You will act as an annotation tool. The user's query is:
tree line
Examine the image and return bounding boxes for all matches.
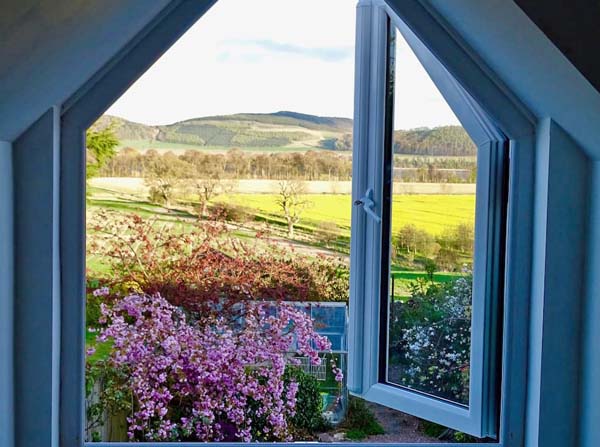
[99,148,476,182]
[328,126,476,157]
[100,148,352,181]
[393,126,476,156]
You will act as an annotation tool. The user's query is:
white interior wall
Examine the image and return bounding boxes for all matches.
[0,140,14,447]
[581,161,600,447]
[1,2,598,447]
[527,120,590,447]
[13,109,62,447]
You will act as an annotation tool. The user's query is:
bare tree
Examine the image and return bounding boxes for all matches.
[194,176,237,217]
[144,155,190,207]
[276,180,311,238]
[185,154,235,217]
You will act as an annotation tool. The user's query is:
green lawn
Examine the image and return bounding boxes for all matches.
[217,193,475,236]
[86,329,112,364]
[390,270,462,282]
[390,270,464,300]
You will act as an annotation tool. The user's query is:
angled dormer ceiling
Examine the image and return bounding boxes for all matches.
[1,0,598,148]
[515,0,600,94]
[0,0,173,141]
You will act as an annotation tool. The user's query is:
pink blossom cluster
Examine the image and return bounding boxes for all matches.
[96,293,335,442]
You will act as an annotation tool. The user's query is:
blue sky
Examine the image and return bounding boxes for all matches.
[106,0,459,130]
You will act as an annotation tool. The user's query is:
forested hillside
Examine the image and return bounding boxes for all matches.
[93,113,475,156]
[393,126,476,156]
[94,112,352,150]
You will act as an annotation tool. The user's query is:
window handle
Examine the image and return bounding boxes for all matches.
[354,188,381,223]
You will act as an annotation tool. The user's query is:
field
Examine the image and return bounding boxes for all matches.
[89,178,475,236]
[117,139,326,154]
[217,193,475,236]
[87,182,475,300]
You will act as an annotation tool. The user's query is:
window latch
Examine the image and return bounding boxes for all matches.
[354,188,381,223]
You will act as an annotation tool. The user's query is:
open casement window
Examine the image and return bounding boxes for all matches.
[349,3,508,439]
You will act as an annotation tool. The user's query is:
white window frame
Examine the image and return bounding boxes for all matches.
[55,1,537,446]
[349,4,506,437]
[348,0,535,444]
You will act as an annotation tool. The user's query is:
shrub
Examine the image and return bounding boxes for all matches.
[389,275,472,404]
[341,397,384,440]
[284,367,329,437]
[86,279,114,328]
[210,203,253,223]
[85,359,132,440]
[87,211,349,318]
[92,294,340,442]
[148,186,169,205]
[396,224,436,256]
[420,420,482,443]
[86,211,349,441]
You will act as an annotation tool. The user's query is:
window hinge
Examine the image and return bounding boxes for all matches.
[354,188,381,223]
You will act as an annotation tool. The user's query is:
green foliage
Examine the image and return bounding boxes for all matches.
[389,275,472,404]
[341,397,384,440]
[86,124,119,180]
[423,258,437,281]
[143,154,191,205]
[85,279,103,327]
[101,112,352,150]
[211,203,253,223]
[332,133,353,151]
[392,221,474,271]
[420,420,447,438]
[420,420,482,443]
[85,360,132,439]
[284,367,329,436]
[395,224,436,256]
[394,126,476,156]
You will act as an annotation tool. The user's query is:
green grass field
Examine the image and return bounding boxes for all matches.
[216,193,475,236]
[118,139,325,154]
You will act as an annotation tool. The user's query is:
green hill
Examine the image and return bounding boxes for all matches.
[94,112,353,152]
[393,126,476,156]
[93,112,475,156]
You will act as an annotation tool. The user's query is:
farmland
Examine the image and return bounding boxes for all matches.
[217,192,475,236]
[88,180,475,239]
[87,183,475,302]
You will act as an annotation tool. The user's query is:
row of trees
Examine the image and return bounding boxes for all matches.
[394,223,474,270]
[85,127,317,239]
[101,148,352,181]
[329,127,476,157]
[99,148,477,182]
[145,157,309,239]
[394,126,476,156]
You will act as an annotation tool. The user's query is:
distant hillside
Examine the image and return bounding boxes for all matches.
[93,112,475,156]
[94,112,352,151]
[94,115,158,141]
[393,126,476,156]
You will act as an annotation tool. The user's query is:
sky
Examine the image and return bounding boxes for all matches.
[106,0,459,130]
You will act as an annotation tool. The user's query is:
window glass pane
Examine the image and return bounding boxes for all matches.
[384,28,477,407]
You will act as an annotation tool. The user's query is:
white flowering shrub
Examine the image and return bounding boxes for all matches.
[389,275,472,404]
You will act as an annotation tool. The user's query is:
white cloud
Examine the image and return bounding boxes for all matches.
[106,0,460,130]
